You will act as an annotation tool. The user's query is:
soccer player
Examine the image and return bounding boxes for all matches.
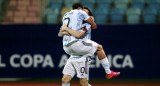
[60,3,97,86]
[60,7,120,85]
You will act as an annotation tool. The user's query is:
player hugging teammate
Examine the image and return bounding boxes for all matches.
[58,3,120,86]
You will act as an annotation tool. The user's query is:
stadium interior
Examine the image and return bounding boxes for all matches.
[0,0,160,24]
[0,0,160,86]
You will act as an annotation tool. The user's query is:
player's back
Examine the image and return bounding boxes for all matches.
[62,10,89,46]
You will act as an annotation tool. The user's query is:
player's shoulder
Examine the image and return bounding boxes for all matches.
[79,10,86,14]
[79,10,84,12]
[64,12,69,16]
[73,10,85,16]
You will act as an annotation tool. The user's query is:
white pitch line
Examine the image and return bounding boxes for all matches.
[0,78,21,81]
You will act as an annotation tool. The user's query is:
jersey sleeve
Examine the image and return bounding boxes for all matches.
[79,11,90,21]
[85,23,91,31]
[62,12,68,26]
[80,23,91,33]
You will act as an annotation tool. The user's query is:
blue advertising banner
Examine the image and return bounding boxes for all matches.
[0,25,160,79]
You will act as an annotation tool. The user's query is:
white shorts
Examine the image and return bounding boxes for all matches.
[62,56,91,80]
[63,40,98,57]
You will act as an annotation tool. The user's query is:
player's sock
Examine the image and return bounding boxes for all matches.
[62,83,70,86]
[100,57,111,74]
[88,83,92,86]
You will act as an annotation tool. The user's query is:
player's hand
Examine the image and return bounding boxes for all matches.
[60,24,68,32]
[90,16,95,22]
[59,24,70,36]
[62,31,70,35]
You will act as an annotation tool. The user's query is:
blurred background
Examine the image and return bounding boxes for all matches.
[0,0,160,24]
[0,0,160,86]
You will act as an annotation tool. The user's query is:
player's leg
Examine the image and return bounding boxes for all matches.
[62,74,72,86]
[72,56,91,86]
[80,78,88,86]
[97,45,106,60]
[96,44,120,79]
[62,57,75,86]
[97,44,111,74]
[87,40,120,79]
[63,41,93,85]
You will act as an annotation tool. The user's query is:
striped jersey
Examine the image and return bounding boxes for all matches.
[62,10,89,46]
[81,23,91,40]
[71,22,92,58]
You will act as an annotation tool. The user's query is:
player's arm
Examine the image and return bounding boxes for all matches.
[58,28,71,37]
[58,12,71,37]
[58,29,70,36]
[86,16,97,29]
[81,11,97,29]
[60,24,86,38]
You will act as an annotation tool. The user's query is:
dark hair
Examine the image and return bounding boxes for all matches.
[72,3,83,9]
[83,7,92,16]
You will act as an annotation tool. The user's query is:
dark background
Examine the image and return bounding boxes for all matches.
[0,25,160,79]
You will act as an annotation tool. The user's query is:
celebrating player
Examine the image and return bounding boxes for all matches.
[60,2,120,86]
[60,5,120,86]
[60,3,97,86]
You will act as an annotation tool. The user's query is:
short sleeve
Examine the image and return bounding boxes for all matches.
[80,23,91,33]
[62,12,69,26]
[79,10,90,21]
[85,23,91,31]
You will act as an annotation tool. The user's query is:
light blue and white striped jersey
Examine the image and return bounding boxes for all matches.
[81,23,91,40]
[71,22,92,58]
[62,10,89,46]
